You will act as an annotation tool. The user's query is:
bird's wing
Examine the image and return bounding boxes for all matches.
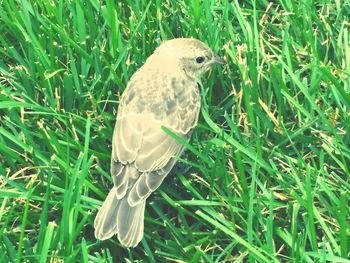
[110,73,200,205]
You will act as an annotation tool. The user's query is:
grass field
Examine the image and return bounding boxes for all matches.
[1,0,349,262]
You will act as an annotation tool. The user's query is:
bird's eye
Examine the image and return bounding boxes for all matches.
[196,56,205,64]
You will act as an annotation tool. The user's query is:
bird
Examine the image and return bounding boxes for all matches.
[94,38,225,247]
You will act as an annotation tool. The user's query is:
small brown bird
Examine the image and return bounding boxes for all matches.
[94,38,225,247]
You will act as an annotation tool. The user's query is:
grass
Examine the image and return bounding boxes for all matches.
[0,0,349,262]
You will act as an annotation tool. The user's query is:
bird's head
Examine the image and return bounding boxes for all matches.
[146,38,225,79]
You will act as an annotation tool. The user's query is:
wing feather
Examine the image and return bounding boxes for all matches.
[112,163,139,198]
[115,115,142,163]
[128,158,177,206]
[111,73,200,207]
[135,127,182,171]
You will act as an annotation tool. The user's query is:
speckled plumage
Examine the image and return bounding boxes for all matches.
[94,38,225,247]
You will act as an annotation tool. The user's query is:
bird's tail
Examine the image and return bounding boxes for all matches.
[94,187,146,247]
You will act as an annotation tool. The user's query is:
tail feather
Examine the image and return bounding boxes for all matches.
[118,197,145,247]
[94,187,146,247]
[94,187,120,240]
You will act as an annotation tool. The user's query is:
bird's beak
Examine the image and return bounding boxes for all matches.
[212,55,226,66]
